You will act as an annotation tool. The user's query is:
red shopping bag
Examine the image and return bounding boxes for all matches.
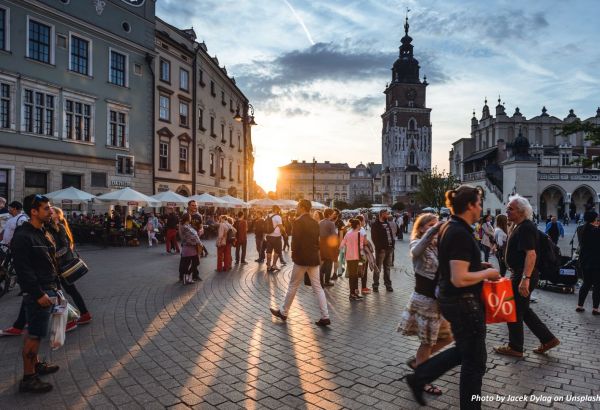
[482,278,517,324]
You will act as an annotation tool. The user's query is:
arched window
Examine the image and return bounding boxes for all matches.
[408,118,417,130]
[409,151,415,165]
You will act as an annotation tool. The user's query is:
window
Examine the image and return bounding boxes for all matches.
[109,49,127,86]
[62,173,81,189]
[28,18,53,64]
[159,59,170,82]
[221,91,226,106]
[237,134,242,151]
[23,89,55,136]
[237,164,241,182]
[220,157,225,179]
[198,108,205,131]
[210,116,215,137]
[411,175,418,187]
[209,153,215,176]
[91,172,107,187]
[179,68,189,91]
[198,147,204,172]
[230,99,234,113]
[24,170,47,197]
[159,142,169,170]
[116,155,134,175]
[220,123,225,142]
[409,151,415,165]
[210,80,215,97]
[70,34,90,75]
[1,83,11,129]
[179,102,189,126]
[179,146,188,173]
[561,153,570,166]
[0,7,9,51]
[198,69,205,86]
[65,99,92,142]
[229,129,233,147]
[107,107,128,148]
[228,161,233,181]
[159,95,170,121]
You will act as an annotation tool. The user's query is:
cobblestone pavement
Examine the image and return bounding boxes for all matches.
[0,232,599,410]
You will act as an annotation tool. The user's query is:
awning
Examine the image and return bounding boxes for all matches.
[463,147,497,163]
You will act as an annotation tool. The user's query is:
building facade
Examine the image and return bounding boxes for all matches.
[0,0,155,202]
[381,16,432,205]
[276,160,350,203]
[349,162,383,204]
[449,101,600,218]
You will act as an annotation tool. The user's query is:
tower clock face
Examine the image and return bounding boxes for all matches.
[405,88,417,100]
[121,0,145,6]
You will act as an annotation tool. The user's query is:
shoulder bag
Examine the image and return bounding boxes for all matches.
[59,251,89,285]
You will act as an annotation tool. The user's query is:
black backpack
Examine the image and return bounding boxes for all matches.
[536,230,562,275]
[265,215,276,235]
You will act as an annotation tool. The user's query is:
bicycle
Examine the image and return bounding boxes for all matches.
[0,244,17,298]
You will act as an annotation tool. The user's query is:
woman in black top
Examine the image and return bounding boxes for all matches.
[576,211,600,315]
[49,207,91,327]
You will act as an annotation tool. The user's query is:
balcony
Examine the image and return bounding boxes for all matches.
[463,170,486,182]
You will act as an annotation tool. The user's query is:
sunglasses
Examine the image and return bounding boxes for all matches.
[31,194,49,207]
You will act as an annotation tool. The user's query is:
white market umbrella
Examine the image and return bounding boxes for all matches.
[248,198,279,208]
[220,195,249,208]
[311,201,327,210]
[149,190,189,207]
[276,199,298,210]
[188,193,228,207]
[95,187,160,207]
[45,186,96,205]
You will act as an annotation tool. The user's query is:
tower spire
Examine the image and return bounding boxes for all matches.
[404,8,410,35]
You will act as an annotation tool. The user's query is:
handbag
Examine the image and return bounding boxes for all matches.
[482,278,517,324]
[59,253,89,285]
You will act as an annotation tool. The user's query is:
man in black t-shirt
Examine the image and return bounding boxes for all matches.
[370,209,395,292]
[407,186,499,408]
[494,195,559,358]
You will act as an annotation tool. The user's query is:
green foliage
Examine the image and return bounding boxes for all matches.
[415,167,460,210]
[392,202,405,211]
[333,200,351,210]
[559,120,600,168]
[351,194,372,209]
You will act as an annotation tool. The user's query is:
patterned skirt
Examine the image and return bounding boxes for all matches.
[397,292,452,345]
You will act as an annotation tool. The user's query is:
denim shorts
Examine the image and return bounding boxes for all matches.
[23,289,56,339]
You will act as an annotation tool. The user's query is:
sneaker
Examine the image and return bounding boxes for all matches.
[270,308,287,321]
[65,321,78,333]
[386,287,394,292]
[35,361,59,376]
[533,338,560,354]
[493,345,523,358]
[255,259,264,263]
[361,287,372,294]
[77,312,92,325]
[372,287,379,293]
[0,327,23,336]
[19,375,53,394]
[315,318,331,327]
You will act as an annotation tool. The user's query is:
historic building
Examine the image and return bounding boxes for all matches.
[449,101,600,218]
[381,16,432,205]
[349,162,383,204]
[0,0,155,202]
[276,160,350,204]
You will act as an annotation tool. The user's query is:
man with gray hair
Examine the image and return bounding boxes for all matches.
[494,194,559,358]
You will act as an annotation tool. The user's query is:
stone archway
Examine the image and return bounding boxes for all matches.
[176,185,190,197]
[539,186,565,220]
[570,185,595,219]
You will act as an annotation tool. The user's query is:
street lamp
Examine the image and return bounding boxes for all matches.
[233,103,257,201]
[312,157,316,201]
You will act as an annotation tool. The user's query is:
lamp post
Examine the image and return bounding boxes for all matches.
[234,103,257,201]
[312,157,316,201]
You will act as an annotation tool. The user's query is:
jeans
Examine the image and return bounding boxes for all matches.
[235,240,247,263]
[374,248,393,288]
[320,259,333,284]
[481,244,490,263]
[507,274,555,352]
[413,293,487,410]
[578,269,600,308]
[280,264,329,319]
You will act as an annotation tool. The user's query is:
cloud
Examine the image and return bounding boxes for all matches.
[284,107,311,117]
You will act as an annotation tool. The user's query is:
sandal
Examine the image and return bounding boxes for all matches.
[423,384,442,395]
[576,307,585,312]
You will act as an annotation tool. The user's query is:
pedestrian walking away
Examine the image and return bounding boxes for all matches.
[234,212,248,264]
[494,195,560,358]
[269,199,330,327]
[371,209,395,292]
[576,210,600,315]
[406,185,500,409]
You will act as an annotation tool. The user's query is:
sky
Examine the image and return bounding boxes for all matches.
[157,0,600,192]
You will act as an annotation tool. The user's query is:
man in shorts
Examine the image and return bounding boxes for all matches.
[12,194,61,393]
[266,205,285,272]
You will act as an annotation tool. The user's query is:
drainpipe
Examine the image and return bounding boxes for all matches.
[192,46,198,195]
[145,52,155,194]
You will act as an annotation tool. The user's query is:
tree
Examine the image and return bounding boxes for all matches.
[559,120,600,167]
[392,202,405,211]
[415,167,459,209]
[351,194,372,209]
[333,201,350,210]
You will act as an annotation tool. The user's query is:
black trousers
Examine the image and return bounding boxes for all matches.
[60,278,89,315]
[179,255,200,280]
[413,293,487,410]
[235,240,247,263]
[507,275,555,352]
[320,259,333,284]
[346,260,359,295]
[578,269,600,309]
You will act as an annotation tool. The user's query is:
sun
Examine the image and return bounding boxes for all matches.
[253,161,279,193]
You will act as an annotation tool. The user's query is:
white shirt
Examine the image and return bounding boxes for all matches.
[1,212,29,245]
[268,214,283,237]
[494,227,507,248]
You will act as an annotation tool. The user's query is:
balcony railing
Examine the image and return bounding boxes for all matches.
[463,171,486,182]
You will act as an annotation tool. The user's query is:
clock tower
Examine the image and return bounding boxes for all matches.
[381,14,432,205]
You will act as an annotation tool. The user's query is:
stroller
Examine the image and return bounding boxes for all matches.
[537,255,579,294]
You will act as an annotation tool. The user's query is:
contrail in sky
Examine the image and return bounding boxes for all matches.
[282,0,316,45]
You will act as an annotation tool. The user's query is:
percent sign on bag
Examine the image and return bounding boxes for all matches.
[488,291,513,318]
[482,279,517,324]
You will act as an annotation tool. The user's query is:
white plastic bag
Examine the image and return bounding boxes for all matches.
[49,293,68,350]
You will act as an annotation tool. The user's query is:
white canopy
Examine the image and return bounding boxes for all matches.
[149,190,189,207]
[95,187,160,207]
[44,186,96,205]
[311,201,327,210]
[188,193,228,207]
[219,195,249,208]
[248,198,278,208]
[276,199,298,209]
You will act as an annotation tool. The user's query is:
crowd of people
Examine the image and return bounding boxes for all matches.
[1,190,598,405]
